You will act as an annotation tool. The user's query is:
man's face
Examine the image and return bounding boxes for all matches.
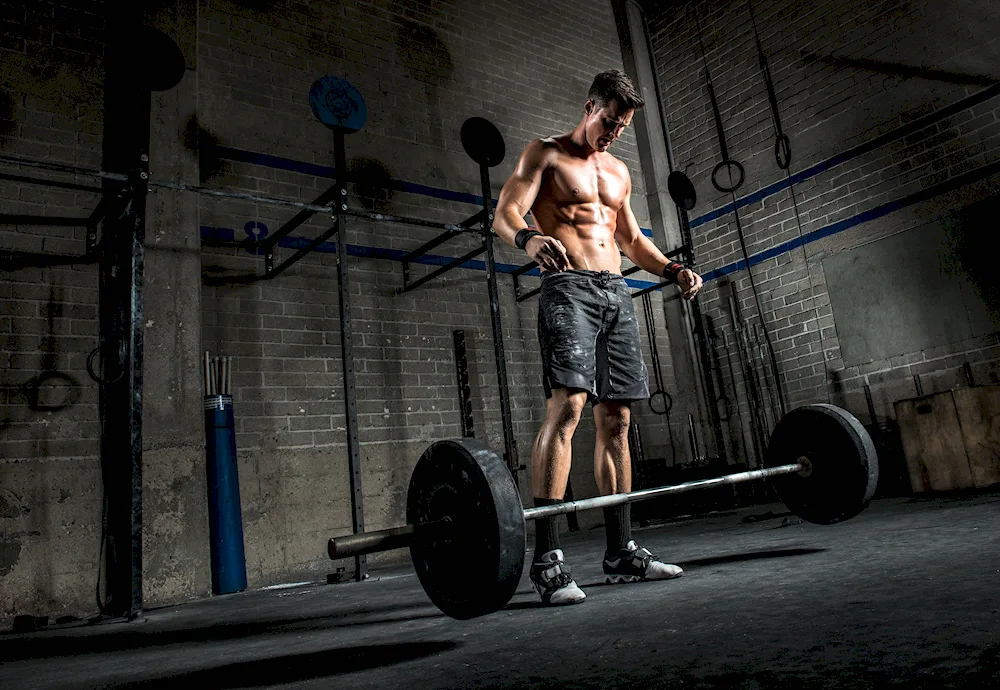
[584,98,634,152]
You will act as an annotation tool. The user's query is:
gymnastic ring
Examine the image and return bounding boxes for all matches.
[711,159,745,193]
[87,346,126,385]
[774,134,792,171]
[648,389,673,416]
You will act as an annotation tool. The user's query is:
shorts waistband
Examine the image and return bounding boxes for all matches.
[540,269,625,282]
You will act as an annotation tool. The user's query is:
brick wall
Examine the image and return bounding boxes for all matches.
[0,0,106,623]
[647,0,1000,455]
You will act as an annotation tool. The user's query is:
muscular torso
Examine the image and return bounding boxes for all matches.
[531,136,629,273]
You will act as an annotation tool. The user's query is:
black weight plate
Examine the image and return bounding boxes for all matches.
[143,28,186,92]
[667,170,697,211]
[407,439,525,619]
[764,404,879,525]
[461,117,505,168]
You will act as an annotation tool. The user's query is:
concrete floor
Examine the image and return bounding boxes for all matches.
[1,491,998,689]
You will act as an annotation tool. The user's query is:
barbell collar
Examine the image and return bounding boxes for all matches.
[522,463,804,521]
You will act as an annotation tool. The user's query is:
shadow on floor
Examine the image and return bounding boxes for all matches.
[0,600,444,663]
[105,640,461,689]
[677,547,827,569]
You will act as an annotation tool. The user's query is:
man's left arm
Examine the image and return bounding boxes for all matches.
[615,175,703,301]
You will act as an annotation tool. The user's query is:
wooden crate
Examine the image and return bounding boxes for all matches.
[894,385,1000,493]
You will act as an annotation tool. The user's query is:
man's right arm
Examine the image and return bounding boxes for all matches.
[493,140,570,271]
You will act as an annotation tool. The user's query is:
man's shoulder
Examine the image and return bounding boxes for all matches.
[603,151,631,176]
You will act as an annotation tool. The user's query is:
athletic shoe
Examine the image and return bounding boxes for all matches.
[603,540,684,583]
[529,548,586,605]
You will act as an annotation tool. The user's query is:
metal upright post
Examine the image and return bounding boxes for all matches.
[480,164,519,480]
[333,130,367,581]
[99,35,149,618]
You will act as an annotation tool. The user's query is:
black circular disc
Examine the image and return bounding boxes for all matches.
[764,404,879,525]
[711,159,745,193]
[407,438,525,619]
[143,28,186,92]
[667,170,697,211]
[461,117,505,167]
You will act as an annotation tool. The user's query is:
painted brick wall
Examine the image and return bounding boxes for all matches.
[647,0,1000,455]
[0,0,106,623]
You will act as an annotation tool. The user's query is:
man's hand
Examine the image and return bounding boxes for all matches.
[677,268,703,300]
[527,235,571,272]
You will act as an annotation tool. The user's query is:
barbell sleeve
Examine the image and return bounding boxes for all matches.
[522,463,804,521]
[328,518,455,560]
[329,524,417,560]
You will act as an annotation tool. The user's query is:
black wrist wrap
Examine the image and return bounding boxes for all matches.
[663,261,686,282]
[515,228,542,250]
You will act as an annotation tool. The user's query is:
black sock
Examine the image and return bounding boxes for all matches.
[532,498,563,562]
[603,503,632,557]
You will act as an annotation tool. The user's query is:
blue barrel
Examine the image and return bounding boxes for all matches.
[204,395,248,594]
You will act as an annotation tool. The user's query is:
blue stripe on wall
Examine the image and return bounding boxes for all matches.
[203,158,1000,295]
[215,145,654,237]
[699,158,1000,282]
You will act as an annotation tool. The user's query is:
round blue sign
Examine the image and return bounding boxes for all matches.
[309,76,367,133]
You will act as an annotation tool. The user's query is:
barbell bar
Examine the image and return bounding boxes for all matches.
[327,403,879,620]
[330,462,805,560]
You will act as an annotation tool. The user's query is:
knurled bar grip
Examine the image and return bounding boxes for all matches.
[327,463,803,560]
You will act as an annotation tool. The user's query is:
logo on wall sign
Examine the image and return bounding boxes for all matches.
[244,221,268,255]
[308,76,368,133]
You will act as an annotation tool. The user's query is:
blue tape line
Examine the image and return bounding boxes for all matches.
[215,145,653,237]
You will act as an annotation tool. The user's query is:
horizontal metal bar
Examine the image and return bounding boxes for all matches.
[346,209,467,233]
[0,171,104,193]
[511,260,537,278]
[522,463,803,520]
[0,214,92,226]
[1,250,98,270]
[0,153,128,182]
[399,244,486,293]
[516,284,541,302]
[267,221,340,279]
[400,210,486,263]
[258,184,340,251]
[150,179,341,213]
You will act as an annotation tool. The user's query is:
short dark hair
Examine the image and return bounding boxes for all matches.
[588,69,644,110]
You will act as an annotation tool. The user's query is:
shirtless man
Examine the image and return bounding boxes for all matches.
[493,70,704,605]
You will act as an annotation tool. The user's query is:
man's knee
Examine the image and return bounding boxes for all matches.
[545,389,588,435]
[596,402,631,441]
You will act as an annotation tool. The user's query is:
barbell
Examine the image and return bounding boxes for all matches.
[327,403,879,619]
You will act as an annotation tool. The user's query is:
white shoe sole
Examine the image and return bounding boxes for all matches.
[605,571,683,584]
